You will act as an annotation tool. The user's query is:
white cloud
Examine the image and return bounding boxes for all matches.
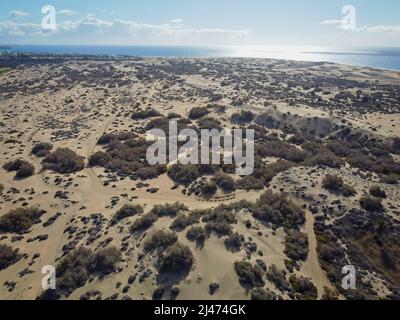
[58,10,77,16]
[321,20,342,26]
[359,25,400,33]
[0,15,250,40]
[8,10,30,18]
[169,19,183,24]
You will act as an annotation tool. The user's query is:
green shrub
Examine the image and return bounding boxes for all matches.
[42,148,85,174]
[159,243,194,273]
[0,244,21,271]
[0,207,44,234]
[144,230,178,252]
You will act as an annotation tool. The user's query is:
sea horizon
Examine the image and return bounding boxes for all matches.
[1,45,400,71]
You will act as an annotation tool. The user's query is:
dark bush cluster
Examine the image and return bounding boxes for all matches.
[197,117,222,131]
[90,137,166,179]
[170,211,202,231]
[130,213,158,232]
[42,148,85,174]
[98,132,137,145]
[237,176,264,191]
[31,142,53,157]
[168,164,200,185]
[212,173,237,193]
[234,261,265,288]
[0,207,44,234]
[150,202,188,218]
[112,204,143,223]
[360,196,384,212]
[186,226,207,244]
[131,109,160,120]
[284,230,309,262]
[144,230,178,252]
[289,275,318,300]
[159,243,194,273]
[200,182,217,198]
[250,288,277,300]
[3,159,35,178]
[188,107,210,120]
[252,191,305,230]
[231,111,255,125]
[369,186,387,199]
[224,233,245,252]
[55,247,121,297]
[0,244,21,271]
[322,174,356,197]
[266,265,291,292]
[202,205,237,236]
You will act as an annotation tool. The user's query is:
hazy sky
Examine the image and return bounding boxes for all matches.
[0,0,399,46]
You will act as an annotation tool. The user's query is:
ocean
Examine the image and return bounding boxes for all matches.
[1,45,400,71]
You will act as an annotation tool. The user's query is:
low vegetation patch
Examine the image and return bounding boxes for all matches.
[159,243,194,273]
[284,230,309,262]
[42,148,85,174]
[144,230,178,252]
[0,207,44,234]
[234,261,265,288]
[360,196,384,212]
[252,191,305,230]
[0,244,22,271]
[112,204,143,223]
[322,174,356,197]
[31,142,53,157]
[3,159,35,178]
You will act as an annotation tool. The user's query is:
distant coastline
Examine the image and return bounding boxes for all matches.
[1,45,400,71]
